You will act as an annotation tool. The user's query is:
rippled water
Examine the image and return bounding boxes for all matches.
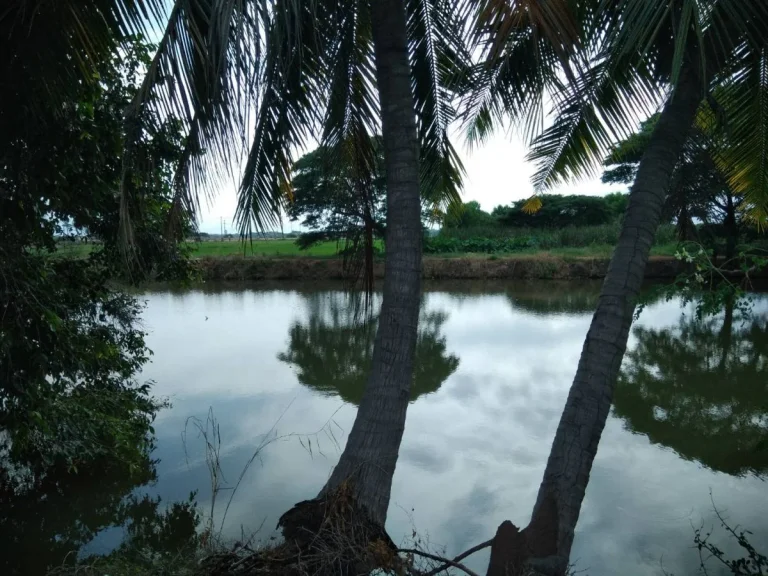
[15,281,768,575]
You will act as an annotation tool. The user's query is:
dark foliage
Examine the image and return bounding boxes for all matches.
[425,236,535,254]
[491,194,625,229]
[0,37,191,483]
[603,192,629,220]
[602,113,743,250]
[2,38,194,281]
[506,283,602,315]
[0,250,164,475]
[427,222,676,253]
[0,450,199,575]
[694,513,768,575]
[442,201,497,229]
[289,140,453,251]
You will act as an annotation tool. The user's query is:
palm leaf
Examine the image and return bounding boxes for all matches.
[528,53,662,190]
[709,44,768,227]
[525,0,712,191]
[235,0,332,238]
[120,0,264,249]
[407,0,469,212]
[237,0,473,243]
[322,0,378,149]
[1,0,164,128]
[460,0,582,149]
[319,0,381,295]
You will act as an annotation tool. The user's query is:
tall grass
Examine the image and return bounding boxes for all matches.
[440,222,677,248]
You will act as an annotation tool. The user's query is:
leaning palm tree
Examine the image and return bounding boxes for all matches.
[461,1,768,573]
[236,0,470,534]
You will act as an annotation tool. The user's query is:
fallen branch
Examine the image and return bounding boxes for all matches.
[398,548,482,576]
[419,539,494,576]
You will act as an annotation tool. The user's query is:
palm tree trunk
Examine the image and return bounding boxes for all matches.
[321,0,422,527]
[724,191,738,262]
[718,295,735,372]
[276,0,420,549]
[487,63,705,576]
[363,196,375,299]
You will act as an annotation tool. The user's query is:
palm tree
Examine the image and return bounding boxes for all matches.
[461,1,768,572]
[233,0,469,533]
[315,0,435,526]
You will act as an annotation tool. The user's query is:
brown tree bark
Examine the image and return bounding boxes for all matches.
[487,62,707,576]
[280,0,422,534]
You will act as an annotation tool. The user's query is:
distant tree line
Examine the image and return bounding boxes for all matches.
[286,141,632,241]
[442,193,629,231]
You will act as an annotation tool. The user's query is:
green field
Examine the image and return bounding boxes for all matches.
[54,238,679,259]
[53,239,344,258]
[193,239,342,257]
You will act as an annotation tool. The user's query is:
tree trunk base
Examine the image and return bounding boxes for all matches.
[487,495,566,576]
[203,482,399,575]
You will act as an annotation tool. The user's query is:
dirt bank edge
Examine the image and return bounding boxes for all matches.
[196,255,685,282]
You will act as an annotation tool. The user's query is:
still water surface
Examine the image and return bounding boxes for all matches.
[30,281,768,574]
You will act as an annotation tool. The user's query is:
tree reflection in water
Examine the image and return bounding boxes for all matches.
[279,293,459,405]
[615,303,768,476]
[1,456,200,574]
[506,281,600,315]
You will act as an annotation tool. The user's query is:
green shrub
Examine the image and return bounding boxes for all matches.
[437,223,677,252]
[557,223,621,247]
[424,236,535,254]
[443,201,497,229]
[654,223,677,245]
[438,226,516,240]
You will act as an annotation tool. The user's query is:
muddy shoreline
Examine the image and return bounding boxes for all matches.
[196,255,687,281]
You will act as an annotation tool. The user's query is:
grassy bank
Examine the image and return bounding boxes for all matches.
[428,243,679,258]
[196,253,687,282]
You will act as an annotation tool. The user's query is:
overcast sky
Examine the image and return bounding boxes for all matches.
[197,130,628,235]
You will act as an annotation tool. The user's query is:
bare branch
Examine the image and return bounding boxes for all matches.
[421,539,494,576]
[399,548,481,576]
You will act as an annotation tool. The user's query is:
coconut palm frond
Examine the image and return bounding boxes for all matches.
[319,0,380,296]
[528,52,662,190]
[166,0,265,234]
[407,0,470,213]
[710,44,768,227]
[460,0,583,149]
[235,0,332,238]
[1,0,164,126]
[526,0,724,192]
[322,0,378,150]
[120,0,266,247]
[710,0,768,59]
